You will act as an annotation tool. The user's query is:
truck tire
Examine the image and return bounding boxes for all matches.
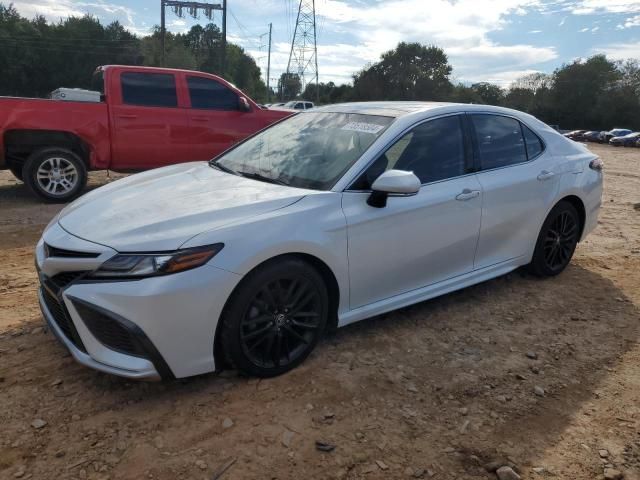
[22,148,87,203]
[9,164,24,181]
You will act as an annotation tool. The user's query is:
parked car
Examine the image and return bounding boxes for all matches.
[563,130,586,141]
[582,131,605,143]
[604,128,632,143]
[0,65,292,202]
[281,100,315,110]
[36,102,603,380]
[609,132,640,147]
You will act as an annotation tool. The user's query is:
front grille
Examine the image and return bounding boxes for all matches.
[45,244,100,259]
[50,271,87,289]
[74,302,147,358]
[41,287,86,352]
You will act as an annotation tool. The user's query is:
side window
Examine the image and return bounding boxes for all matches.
[294,102,304,110]
[522,123,544,159]
[305,102,313,109]
[121,72,177,107]
[352,115,466,189]
[471,114,526,170]
[187,76,238,110]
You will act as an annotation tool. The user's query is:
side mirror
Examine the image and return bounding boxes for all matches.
[239,96,251,112]
[368,170,421,208]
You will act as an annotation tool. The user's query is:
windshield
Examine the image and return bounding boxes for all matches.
[214,112,394,190]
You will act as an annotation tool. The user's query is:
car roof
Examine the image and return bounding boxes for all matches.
[312,101,464,117]
[312,101,535,119]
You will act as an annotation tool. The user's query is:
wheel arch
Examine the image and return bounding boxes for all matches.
[212,252,341,371]
[556,194,586,240]
[4,129,91,170]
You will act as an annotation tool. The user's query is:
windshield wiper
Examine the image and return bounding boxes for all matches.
[236,171,290,186]
[208,160,237,175]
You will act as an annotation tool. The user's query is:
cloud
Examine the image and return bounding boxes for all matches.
[310,0,557,85]
[11,1,140,33]
[593,40,640,59]
[569,0,640,15]
[618,14,640,28]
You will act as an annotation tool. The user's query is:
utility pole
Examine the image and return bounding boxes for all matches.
[266,22,272,103]
[221,0,227,73]
[286,0,319,102]
[160,1,225,69]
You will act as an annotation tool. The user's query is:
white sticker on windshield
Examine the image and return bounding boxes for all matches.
[341,122,385,134]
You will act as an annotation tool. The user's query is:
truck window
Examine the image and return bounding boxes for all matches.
[121,72,177,108]
[187,76,238,110]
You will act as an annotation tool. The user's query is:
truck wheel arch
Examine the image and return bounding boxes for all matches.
[4,129,91,172]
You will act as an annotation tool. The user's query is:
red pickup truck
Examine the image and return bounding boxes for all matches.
[0,65,291,202]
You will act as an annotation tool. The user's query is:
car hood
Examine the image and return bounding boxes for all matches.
[58,162,311,252]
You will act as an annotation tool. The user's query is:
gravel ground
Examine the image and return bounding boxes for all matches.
[0,144,639,480]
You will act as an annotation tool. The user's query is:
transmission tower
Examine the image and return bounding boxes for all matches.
[285,0,319,102]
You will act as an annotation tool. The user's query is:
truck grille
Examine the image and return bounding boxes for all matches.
[41,287,86,353]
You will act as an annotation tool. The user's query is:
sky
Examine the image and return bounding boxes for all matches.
[8,0,640,88]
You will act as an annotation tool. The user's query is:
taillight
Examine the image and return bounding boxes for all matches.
[589,158,603,171]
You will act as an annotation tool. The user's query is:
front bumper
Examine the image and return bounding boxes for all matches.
[37,222,242,380]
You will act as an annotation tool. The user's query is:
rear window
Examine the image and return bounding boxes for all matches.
[121,72,177,108]
[187,76,238,110]
[522,124,544,159]
[471,114,527,170]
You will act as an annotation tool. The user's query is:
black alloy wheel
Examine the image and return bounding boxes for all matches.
[220,258,328,377]
[529,201,581,277]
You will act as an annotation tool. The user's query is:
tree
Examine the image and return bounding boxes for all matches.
[278,72,301,101]
[471,82,504,105]
[548,55,621,129]
[352,42,453,101]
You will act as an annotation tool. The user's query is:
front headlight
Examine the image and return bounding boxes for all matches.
[89,244,224,279]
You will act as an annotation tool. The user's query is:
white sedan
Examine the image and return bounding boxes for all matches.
[35,102,603,380]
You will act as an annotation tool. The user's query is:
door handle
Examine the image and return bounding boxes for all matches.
[537,170,555,181]
[455,189,480,201]
[117,114,137,120]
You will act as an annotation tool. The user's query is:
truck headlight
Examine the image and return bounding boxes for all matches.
[89,244,224,279]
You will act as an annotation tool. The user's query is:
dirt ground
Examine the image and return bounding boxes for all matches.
[0,144,639,480]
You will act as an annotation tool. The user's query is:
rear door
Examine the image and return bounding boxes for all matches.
[109,71,192,169]
[186,75,264,161]
[470,113,559,269]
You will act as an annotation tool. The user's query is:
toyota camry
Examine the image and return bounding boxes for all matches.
[36,102,603,380]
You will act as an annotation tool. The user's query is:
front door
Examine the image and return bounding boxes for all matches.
[110,71,191,169]
[342,114,483,309]
[185,75,263,161]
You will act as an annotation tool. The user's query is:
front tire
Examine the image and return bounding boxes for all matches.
[528,201,580,277]
[220,258,328,378]
[23,148,87,203]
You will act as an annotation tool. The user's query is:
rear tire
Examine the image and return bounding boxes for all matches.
[528,201,580,277]
[220,258,328,378]
[23,148,87,203]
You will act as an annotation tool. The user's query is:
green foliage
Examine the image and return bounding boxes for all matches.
[352,42,453,101]
[0,3,266,101]
[2,5,638,130]
[278,73,302,101]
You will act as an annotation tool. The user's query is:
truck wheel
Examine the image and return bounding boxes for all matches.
[9,164,24,181]
[23,148,87,203]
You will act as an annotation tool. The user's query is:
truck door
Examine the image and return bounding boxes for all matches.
[110,71,192,169]
[185,75,264,161]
